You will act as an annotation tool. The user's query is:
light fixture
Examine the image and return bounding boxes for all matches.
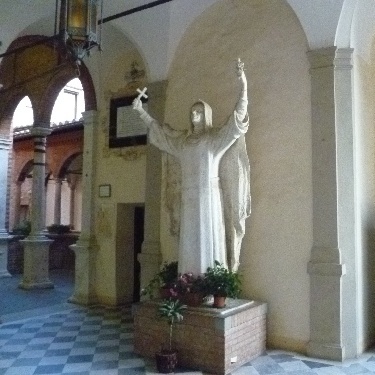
[58,0,103,63]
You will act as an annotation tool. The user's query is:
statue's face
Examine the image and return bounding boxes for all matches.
[190,103,205,131]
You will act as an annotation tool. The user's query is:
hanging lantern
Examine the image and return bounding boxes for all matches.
[58,0,102,63]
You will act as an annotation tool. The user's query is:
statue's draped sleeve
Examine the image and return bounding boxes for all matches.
[219,97,251,271]
[139,112,184,157]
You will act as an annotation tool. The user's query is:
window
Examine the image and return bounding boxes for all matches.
[12,96,34,128]
[51,78,85,125]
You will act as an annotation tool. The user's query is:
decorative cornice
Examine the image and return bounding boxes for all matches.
[307,47,336,70]
[334,48,354,71]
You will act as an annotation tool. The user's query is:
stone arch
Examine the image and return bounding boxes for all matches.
[18,160,34,183]
[57,152,82,179]
[40,63,96,124]
[0,35,97,127]
[335,0,358,49]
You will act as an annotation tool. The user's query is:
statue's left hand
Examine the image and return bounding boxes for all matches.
[236,58,247,90]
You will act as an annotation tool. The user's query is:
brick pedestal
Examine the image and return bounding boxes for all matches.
[133,299,267,375]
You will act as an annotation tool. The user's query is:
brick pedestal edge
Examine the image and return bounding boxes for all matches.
[133,299,267,375]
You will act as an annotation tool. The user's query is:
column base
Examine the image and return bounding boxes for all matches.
[70,238,98,305]
[68,293,97,306]
[19,280,54,290]
[0,270,11,278]
[0,234,13,278]
[20,236,54,290]
[138,241,162,300]
[307,341,345,361]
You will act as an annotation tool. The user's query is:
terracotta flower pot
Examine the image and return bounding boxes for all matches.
[181,292,204,307]
[155,350,178,373]
[159,288,173,299]
[213,295,226,308]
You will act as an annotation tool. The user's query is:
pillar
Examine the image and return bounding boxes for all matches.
[13,181,22,228]
[54,178,62,224]
[307,48,357,360]
[69,110,98,305]
[138,81,168,297]
[68,180,76,229]
[19,127,53,289]
[0,137,13,278]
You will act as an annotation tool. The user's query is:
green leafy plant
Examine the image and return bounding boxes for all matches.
[158,299,186,351]
[169,273,206,297]
[204,260,242,298]
[141,261,178,299]
[12,220,31,236]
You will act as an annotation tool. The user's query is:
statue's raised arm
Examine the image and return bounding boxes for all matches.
[235,58,248,122]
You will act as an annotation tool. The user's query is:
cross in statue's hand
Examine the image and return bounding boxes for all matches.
[136,87,148,100]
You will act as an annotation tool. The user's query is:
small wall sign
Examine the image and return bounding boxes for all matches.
[99,184,111,198]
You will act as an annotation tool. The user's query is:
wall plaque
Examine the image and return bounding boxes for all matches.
[109,95,148,148]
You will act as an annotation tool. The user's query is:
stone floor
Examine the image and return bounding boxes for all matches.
[1,271,375,374]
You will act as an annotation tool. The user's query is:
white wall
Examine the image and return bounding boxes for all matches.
[351,0,375,351]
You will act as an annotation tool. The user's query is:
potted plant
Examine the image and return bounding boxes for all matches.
[141,261,178,299]
[12,220,31,236]
[204,261,242,308]
[169,273,206,307]
[156,299,186,373]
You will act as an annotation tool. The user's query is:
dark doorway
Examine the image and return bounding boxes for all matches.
[116,204,144,305]
[133,206,144,302]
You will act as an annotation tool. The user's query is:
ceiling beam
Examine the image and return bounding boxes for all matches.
[100,0,174,24]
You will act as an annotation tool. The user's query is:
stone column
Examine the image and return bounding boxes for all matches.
[54,178,62,224]
[19,127,53,289]
[13,182,22,228]
[69,110,98,305]
[0,137,13,278]
[307,47,356,360]
[68,180,76,229]
[138,81,168,297]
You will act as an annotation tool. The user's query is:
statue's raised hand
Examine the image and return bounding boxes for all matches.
[132,98,143,113]
[236,58,247,91]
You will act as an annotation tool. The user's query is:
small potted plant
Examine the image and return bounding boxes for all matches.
[169,273,206,307]
[12,220,31,236]
[141,261,178,299]
[204,261,242,308]
[156,299,186,373]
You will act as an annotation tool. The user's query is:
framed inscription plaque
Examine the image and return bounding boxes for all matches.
[109,95,148,148]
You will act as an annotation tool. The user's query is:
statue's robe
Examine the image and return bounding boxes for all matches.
[140,107,249,275]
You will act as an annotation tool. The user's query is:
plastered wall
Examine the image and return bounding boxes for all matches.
[353,53,375,351]
[89,27,148,304]
[160,0,313,351]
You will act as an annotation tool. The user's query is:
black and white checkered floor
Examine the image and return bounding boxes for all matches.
[1,305,375,375]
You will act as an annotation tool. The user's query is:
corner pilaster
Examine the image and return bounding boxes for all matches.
[307,47,357,360]
[0,136,13,278]
[69,110,98,305]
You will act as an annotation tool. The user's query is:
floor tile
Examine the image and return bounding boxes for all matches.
[2,271,375,375]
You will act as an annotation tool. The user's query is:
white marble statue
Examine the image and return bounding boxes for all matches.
[133,59,250,275]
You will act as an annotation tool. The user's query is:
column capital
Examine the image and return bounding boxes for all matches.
[307,47,336,70]
[82,110,98,124]
[0,137,12,150]
[31,127,52,138]
[334,48,354,70]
